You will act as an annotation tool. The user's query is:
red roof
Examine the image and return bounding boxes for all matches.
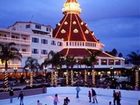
[53,14,98,42]
[60,48,114,58]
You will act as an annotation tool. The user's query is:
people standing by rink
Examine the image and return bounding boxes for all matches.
[53,94,59,105]
[113,90,121,105]
[88,90,92,102]
[91,88,98,103]
[76,86,81,98]
[9,87,14,103]
[18,91,24,105]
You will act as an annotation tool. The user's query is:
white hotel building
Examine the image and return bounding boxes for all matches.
[0,21,63,70]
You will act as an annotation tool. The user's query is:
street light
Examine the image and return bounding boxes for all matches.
[110,67,114,79]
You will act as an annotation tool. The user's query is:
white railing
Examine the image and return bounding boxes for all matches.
[0,36,30,45]
[64,41,103,50]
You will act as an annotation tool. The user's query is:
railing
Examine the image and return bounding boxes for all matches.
[64,41,104,50]
[0,36,30,45]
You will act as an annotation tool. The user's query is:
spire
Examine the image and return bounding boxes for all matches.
[62,0,81,14]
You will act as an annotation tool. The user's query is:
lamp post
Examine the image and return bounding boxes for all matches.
[110,67,114,79]
[135,67,140,90]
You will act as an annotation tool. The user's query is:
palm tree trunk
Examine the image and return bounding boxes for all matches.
[84,70,87,86]
[66,70,69,85]
[30,71,33,87]
[92,69,95,86]
[4,61,8,91]
[71,70,73,85]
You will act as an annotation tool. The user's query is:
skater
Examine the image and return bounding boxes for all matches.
[91,88,98,103]
[109,101,112,105]
[18,91,24,105]
[37,100,42,105]
[63,97,70,105]
[88,90,92,102]
[9,87,14,103]
[113,90,117,105]
[53,94,59,105]
[76,86,81,98]
[116,91,121,105]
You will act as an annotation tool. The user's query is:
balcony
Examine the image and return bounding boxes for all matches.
[0,36,31,45]
[64,41,104,50]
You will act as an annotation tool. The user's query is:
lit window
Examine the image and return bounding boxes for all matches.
[57,42,62,46]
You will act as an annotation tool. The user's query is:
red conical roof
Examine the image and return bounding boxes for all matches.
[53,13,98,42]
[53,0,104,57]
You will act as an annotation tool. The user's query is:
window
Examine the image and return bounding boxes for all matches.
[32,37,39,43]
[51,40,56,45]
[22,49,26,52]
[26,24,30,28]
[109,59,114,65]
[101,59,107,65]
[57,42,62,46]
[41,39,48,44]
[35,24,41,29]
[46,28,49,31]
[41,50,48,54]
[32,49,38,54]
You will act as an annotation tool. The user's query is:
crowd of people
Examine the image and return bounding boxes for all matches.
[8,86,123,105]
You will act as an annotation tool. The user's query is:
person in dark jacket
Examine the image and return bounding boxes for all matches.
[113,90,117,105]
[63,97,70,105]
[9,88,14,103]
[88,90,92,102]
[116,91,121,105]
[91,88,98,103]
[18,91,24,105]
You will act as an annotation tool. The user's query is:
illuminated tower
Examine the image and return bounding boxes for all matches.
[53,0,117,58]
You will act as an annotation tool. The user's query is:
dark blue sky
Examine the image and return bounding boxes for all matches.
[0,0,140,56]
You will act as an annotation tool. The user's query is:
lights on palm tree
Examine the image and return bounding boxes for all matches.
[71,70,73,85]
[84,70,87,85]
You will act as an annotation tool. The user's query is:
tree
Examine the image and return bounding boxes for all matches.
[24,57,40,87]
[0,42,22,90]
[128,51,140,66]
[118,53,123,57]
[128,51,140,89]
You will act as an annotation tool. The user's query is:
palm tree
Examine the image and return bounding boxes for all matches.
[0,42,22,90]
[24,57,40,87]
[128,51,140,66]
[128,51,140,89]
[65,56,76,85]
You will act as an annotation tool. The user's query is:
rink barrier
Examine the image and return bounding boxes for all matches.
[0,87,46,99]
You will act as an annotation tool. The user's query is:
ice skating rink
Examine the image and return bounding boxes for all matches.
[0,87,139,105]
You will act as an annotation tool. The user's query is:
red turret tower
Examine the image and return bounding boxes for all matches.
[53,0,118,58]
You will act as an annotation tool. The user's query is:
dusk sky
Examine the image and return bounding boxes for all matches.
[0,0,140,56]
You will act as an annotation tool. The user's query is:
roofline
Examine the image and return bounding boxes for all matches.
[7,21,53,29]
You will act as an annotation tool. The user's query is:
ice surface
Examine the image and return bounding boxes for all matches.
[0,87,139,105]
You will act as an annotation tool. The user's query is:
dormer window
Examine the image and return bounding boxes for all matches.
[35,24,41,29]
[26,24,30,28]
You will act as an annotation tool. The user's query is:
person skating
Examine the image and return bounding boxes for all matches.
[91,88,98,103]
[18,91,24,105]
[37,100,43,105]
[88,90,92,102]
[76,86,81,98]
[63,97,70,105]
[53,94,59,105]
[116,91,121,105]
[113,90,117,105]
[9,87,14,103]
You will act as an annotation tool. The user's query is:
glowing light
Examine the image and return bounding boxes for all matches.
[73,21,76,24]
[62,2,81,14]
[64,21,68,25]
[61,29,66,34]
[73,29,79,33]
